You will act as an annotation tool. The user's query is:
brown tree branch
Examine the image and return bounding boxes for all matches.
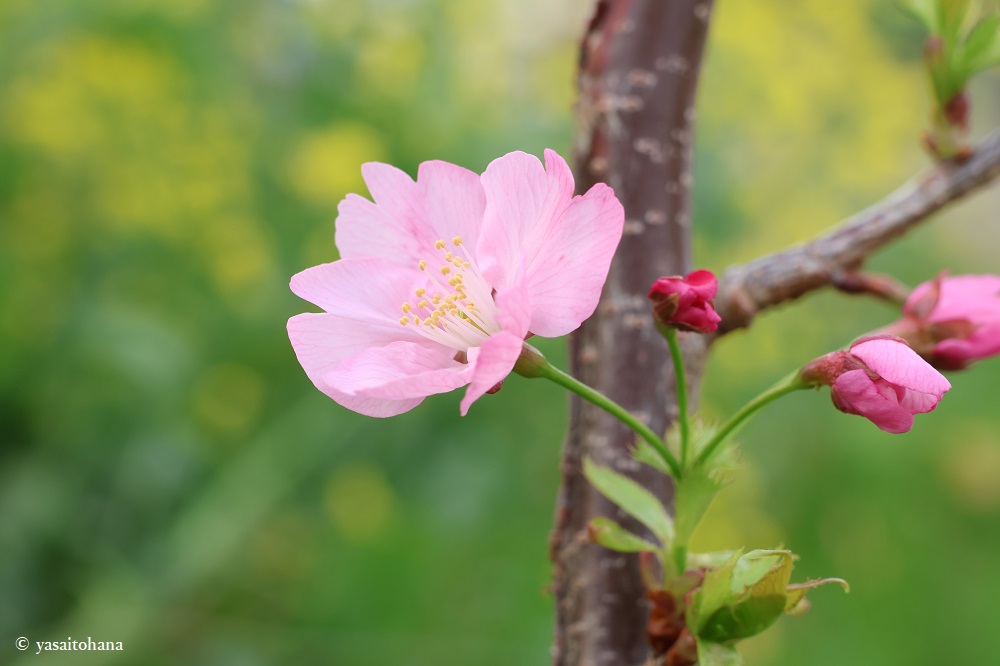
[715,131,1000,334]
[553,2,714,665]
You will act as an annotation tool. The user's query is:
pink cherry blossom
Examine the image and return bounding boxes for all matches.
[287,150,624,417]
[898,274,1000,369]
[801,336,951,434]
[647,270,721,333]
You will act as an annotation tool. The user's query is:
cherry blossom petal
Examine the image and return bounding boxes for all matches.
[329,341,473,401]
[476,150,575,291]
[459,332,524,416]
[850,338,951,396]
[521,182,625,337]
[458,285,532,415]
[684,270,719,300]
[287,313,422,417]
[335,161,485,265]
[922,275,1000,323]
[934,334,1000,365]
[290,257,430,325]
[897,388,941,414]
[832,370,915,434]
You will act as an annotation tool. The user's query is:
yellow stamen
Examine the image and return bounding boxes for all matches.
[440,265,451,275]
[445,252,453,261]
[415,288,426,297]
[435,239,446,250]
[399,316,409,326]
[432,294,442,304]
[418,260,427,271]
[452,236,463,246]
[402,302,411,313]
[418,299,429,310]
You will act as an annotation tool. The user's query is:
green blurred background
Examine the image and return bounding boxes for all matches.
[2,1,999,664]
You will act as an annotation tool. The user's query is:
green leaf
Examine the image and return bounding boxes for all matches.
[688,550,738,569]
[697,550,794,642]
[939,0,973,44]
[587,517,660,553]
[898,0,940,33]
[582,457,674,547]
[696,640,743,666]
[690,550,797,643]
[689,550,742,631]
[674,465,724,548]
[960,15,1000,74]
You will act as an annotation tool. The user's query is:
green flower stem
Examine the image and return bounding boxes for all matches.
[663,328,691,467]
[694,372,807,469]
[518,349,682,479]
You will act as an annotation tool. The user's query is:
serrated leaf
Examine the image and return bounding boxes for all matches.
[632,438,675,476]
[960,15,1000,74]
[582,457,674,547]
[696,640,743,666]
[898,0,940,33]
[587,517,660,553]
[785,578,850,616]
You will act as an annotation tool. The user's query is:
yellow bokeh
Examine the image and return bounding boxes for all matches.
[324,462,396,544]
[286,123,386,206]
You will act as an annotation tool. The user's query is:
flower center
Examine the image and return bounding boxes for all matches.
[398,236,499,351]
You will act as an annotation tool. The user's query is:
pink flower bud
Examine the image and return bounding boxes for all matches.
[889,274,1000,370]
[648,270,721,333]
[800,336,951,434]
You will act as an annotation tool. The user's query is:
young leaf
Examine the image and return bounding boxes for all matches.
[690,550,794,643]
[674,465,724,548]
[960,15,1000,75]
[582,457,675,547]
[698,550,794,642]
[696,640,743,666]
[689,550,742,631]
[588,517,660,553]
[899,0,941,33]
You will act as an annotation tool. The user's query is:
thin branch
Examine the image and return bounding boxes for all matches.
[715,130,1000,334]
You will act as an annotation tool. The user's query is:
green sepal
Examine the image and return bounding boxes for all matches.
[587,517,660,553]
[582,457,674,548]
[784,577,851,616]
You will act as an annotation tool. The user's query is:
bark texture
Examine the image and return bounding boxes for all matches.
[551,2,714,665]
